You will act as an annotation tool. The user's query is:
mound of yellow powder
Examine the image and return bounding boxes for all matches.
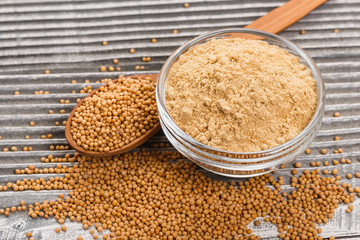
[165,38,317,152]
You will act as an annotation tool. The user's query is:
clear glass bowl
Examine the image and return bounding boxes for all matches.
[156,28,325,178]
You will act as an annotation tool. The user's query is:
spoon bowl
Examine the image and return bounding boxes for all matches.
[65,73,160,157]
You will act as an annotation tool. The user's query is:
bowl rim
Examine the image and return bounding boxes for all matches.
[156,28,325,156]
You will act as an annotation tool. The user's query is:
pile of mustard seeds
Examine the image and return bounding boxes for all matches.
[70,77,158,152]
[166,38,318,152]
[0,151,357,240]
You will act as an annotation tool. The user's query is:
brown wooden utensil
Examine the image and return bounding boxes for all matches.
[65,74,159,157]
[65,0,327,157]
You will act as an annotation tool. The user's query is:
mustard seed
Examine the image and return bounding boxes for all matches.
[102,41,108,46]
[300,30,306,34]
[151,38,157,43]
[44,70,50,74]
[333,112,340,117]
[320,149,327,154]
[100,66,106,72]
[295,162,302,168]
[116,67,121,71]
[346,173,352,179]
[14,91,20,95]
[30,122,35,127]
[129,48,135,54]
[184,3,190,7]
[70,77,158,152]
[355,172,360,178]
[108,66,114,72]
[305,148,311,154]
[26,232,32,237]
[334,29,339,33]
[173,29,178,34]
[334,136,340,141]
[55,228,60,233]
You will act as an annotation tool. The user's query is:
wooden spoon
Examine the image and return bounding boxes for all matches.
[65,0,327,157]
[65,74,159,157]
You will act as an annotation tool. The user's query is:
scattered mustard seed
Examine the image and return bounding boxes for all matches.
[320,149,327,154]
[333,112,341,117]
[173,29,178,34]
[48,110,54,114]
[295,162,302,168]
[184,3,190,8]
[334,136,341,141]
[129,48,135,54]
[113,59,119,64]
[108,66,114,72]
[14,91,20,95]
[100,66,106,72]
[116,67,121,71]
[151,38,157,43]
[334,29,339,33]
[44,70,50,74]
[300,30,306,34]
[102,41,108,46]
[305,148,311,154]
[30,122,35,127]
[346,173,352,179]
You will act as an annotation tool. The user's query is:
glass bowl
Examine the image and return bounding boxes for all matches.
[156,28,325,178]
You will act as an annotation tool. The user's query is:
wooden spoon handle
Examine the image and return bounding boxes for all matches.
[245,0,327,34]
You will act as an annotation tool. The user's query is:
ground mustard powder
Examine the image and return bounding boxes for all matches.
[165,38,317,152]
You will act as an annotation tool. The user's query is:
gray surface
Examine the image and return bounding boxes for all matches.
[0,0,360,239]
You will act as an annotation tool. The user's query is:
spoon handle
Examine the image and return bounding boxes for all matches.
[245,0,328,34]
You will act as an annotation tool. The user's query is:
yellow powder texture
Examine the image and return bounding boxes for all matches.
[165,38,318,152]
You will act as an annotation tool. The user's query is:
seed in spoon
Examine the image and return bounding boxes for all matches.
[70,76,158,152]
